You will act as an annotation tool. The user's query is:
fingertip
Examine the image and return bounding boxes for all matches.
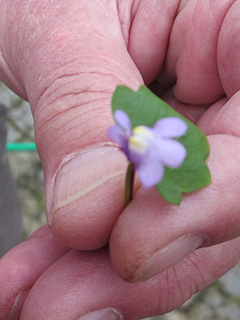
[79,308,124,320]
[49,145,128,250]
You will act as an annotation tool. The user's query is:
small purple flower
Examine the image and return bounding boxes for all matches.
[107,110,187,188]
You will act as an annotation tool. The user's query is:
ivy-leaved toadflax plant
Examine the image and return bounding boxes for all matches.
[107,86,211,206]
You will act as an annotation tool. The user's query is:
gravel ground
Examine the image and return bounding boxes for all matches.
[1,81,240,320]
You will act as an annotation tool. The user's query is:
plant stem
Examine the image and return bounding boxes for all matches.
[124,162,135,207]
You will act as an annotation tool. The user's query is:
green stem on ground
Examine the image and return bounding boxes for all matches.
[6,142,37,152]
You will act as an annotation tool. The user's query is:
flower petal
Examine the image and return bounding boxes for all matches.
[156,139,186,168]
[107,125,128,152]
[153,117,187,138]
[137,158,164,188]
[114,110,132,133]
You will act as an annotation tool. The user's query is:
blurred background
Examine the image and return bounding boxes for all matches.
[1,81,240,320]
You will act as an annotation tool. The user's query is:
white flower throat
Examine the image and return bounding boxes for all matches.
[129,126,154,154]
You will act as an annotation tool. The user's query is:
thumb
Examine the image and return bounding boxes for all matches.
[33,36,141,250]
[0,0,176,250]
[0,1,141,249]
[29,8,143,250]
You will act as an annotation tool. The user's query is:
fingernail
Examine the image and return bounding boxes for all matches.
[9,290,29,320]
[136,234,203,282]
[50,144,127,220]
[78,308,124,320]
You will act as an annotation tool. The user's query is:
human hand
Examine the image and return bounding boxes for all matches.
[1,0,240,319]
[1,225,240,320]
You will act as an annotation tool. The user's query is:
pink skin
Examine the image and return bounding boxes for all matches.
[1,0,240,319]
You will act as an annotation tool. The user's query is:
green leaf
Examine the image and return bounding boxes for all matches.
[112,85,211,205]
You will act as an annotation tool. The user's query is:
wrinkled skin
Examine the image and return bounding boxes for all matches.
[1,0,240,319]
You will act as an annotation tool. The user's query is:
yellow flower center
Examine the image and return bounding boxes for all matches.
[129,126,153,154]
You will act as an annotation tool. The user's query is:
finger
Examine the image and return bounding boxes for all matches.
[128,0,179,84]
[158,0,235,104]
[20,238,240,320]
[0,225,69,320]
[110,134,240,281]
[161,89,211,123]
[110,88,240,281]
[218,0,240,97]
